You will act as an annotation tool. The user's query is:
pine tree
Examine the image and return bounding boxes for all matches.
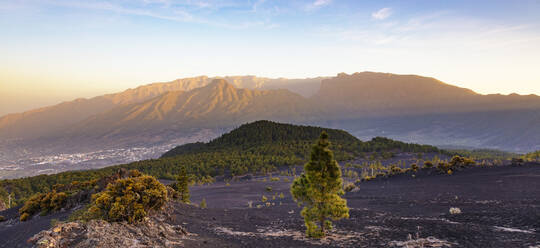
[174,166,190,203]
[291,131,349,238]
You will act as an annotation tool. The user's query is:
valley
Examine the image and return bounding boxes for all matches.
[2,72,539,180]
[0,121,538,247]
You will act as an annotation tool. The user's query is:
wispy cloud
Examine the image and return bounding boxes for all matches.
[313,0,331,7]
[372,7,392,20]
[250,0,266,12]
[306,0,332,10]
[37,0,277,29]
[317,10,540,54]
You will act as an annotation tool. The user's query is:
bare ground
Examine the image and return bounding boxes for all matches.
[1,163,539,247]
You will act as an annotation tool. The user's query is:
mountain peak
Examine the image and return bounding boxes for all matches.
[207,79,236,91]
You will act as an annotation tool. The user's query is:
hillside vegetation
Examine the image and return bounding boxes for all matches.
[523,150,540,161]
[0,120,441,206]
[2,72,539,166]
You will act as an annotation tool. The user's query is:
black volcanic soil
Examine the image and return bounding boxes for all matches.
[1,163,539,247]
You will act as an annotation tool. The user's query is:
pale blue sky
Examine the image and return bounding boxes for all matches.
[1,0,540,115]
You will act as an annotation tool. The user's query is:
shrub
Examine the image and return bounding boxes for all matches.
[363,176,374,181]
[20,213,30,222]
[279,192,285,199]
[343,183,356,192]
[423,161,433,169]
[0,215,5,222]
[261,195,268,202]
[270,177,280,182]
[437,162,449,172]
[19,190,68,221]
[389,165,403,175]
[19,194,42,219]
[200,198,207,209]
[266,186,273,192]
[449,156,475,168]
[411,164,419,172]
[86,175,168,223]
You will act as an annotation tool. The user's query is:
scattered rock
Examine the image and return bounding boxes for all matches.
[29,205,188,248]
[389,237,458,247]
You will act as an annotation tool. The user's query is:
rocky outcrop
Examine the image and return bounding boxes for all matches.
[29,204,188,248]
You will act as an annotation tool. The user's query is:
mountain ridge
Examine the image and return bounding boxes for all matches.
[1,71,539,162]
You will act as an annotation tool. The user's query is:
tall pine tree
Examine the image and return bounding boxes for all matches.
[291,131,349,238]
[174,166,190,203]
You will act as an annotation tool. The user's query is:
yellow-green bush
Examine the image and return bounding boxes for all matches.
[86,175,168,223]
[20,213,30,221]
[343,183,356,192]
[200,198,207,209]
[19,190,68,221]
[270,177,280,182]
[423,161,434,169]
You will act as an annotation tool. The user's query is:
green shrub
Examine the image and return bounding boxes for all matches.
[266,186,272,192]
[262,195,268,202]
[411,164,419,172]
[449,156,475,168]
[279,192,285,199]
[19,190,68,221]
[86,175,168,223]
[0,215,5,222]
[343,183,356,192]
[389,165,403,175]
[363,176,373,181]
[423,161,433,169]
[200,198,207,209]
[437,162,450,172]
[20,213,30,222]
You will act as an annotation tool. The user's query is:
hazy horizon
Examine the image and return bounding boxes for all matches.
[2,0,540,116]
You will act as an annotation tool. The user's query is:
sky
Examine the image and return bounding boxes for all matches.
[1,0,540,116]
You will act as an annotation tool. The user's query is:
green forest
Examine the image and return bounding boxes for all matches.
[1,120,443,206]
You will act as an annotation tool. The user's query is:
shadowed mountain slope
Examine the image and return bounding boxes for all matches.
[313,72,540,118]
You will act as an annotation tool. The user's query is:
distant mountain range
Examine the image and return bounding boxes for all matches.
[1,72,539,167]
